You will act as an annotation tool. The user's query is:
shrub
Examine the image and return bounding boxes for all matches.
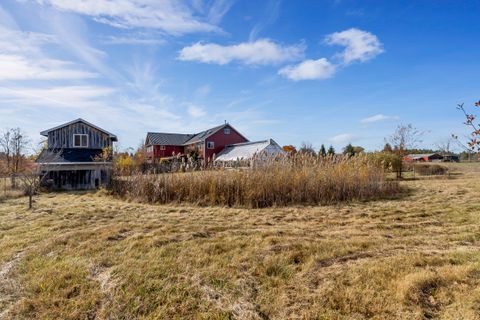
[413,164,448,176]
[111,154,401,208]
[367,152,403,177]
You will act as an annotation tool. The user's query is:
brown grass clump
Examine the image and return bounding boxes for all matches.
[112,154,400,207]
[414,163,449,176]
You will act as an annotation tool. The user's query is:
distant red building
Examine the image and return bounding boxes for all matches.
[145,123,248,163]
[403,153,443,162]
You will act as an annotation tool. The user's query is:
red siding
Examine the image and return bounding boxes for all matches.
[204,125,248,161]
[147,145,184,162]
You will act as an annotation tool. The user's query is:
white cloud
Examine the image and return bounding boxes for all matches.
[329,133,359,145]
[178,39,304,65]
[194,84,211,99]
[278,58,336,81]
[31,0,229,35]
[0,13,99,82]
[325,28,383,64]
[0,54,97,80]
[361,114,399,124]
[102,35,165,46]
[0,85,115,108]
[187,104,207,118]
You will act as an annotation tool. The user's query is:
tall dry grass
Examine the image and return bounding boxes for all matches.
[112,154,400,207]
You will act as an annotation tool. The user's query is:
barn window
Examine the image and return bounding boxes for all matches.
[73,134,88,147]
[207,141,215,149]
[224,128,230,135]
[160,145,166,150]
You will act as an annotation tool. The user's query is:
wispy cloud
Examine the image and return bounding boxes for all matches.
[329,133,359,144]
[194,84,211,99]
[278,58,336,81]
[361,114,399,124]
[30,0,229,35]
[325,28,384,64]
[0,15,97,82]
[186,103,207,118]
[0,85,115,108]
[102,35,165,46]
[178,39,304,65]
[249,0,282,41]
[0,54,97,81]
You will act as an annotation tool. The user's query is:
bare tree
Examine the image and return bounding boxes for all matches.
[18,173,41,209]
[299,141,316,156]
[0,129,12,172]
[10,128,29,174]
[436,138,453,156]
[386,124,425,156]
[454,102,480,153]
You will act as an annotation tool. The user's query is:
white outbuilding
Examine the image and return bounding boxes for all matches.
[214,139,286,166]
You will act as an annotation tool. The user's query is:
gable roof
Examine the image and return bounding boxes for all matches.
[406,153,442,159]
[185,123,248,145]
[40,118,117,141]
[215,139,285,162]
[146,132,194,146]
[146,123,249,146]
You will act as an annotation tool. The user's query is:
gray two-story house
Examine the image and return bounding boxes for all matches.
[36,118,117,190]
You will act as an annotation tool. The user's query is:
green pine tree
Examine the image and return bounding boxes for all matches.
[319,144,327,157]
[327,145,335,155]
[343,143,355,156]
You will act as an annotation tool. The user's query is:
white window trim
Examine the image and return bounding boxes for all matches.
[207,141,215,149]
[73,134,88,148]
[224,128,230,135]
[160,145,166,150]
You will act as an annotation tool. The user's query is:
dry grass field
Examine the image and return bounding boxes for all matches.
[1,163,480,319]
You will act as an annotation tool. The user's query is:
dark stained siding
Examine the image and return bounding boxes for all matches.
[47,122,112,149]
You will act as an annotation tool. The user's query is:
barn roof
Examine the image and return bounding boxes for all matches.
[406,153,442,159]
[146,123,248,146]
[40,118,117,141]
[215,139,285,162]
[185,124,229,144]
[146,132,194,146]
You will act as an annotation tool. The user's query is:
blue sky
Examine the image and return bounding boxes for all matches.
[0,0,479,152]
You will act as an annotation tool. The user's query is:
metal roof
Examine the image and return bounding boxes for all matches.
[40,118,117,141]
[406,153,442,159]
[146,123,248,146]
[215,139,286,162]
[146,132,194,146]
[184,124,229,144]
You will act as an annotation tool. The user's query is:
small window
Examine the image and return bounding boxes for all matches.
[73,134,88,147]
[160,145,166,150]
[224,128,230,135]
[207,141,215,149]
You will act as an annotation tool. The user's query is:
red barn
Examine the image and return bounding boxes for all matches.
[403,153,444,162]
[145,123,248,163]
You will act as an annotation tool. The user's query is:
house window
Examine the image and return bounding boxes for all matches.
[160,145,166,150]
[147,146,153,153]
[224,128,230,135]
[73,134,88,147]
[207,141,215,149]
